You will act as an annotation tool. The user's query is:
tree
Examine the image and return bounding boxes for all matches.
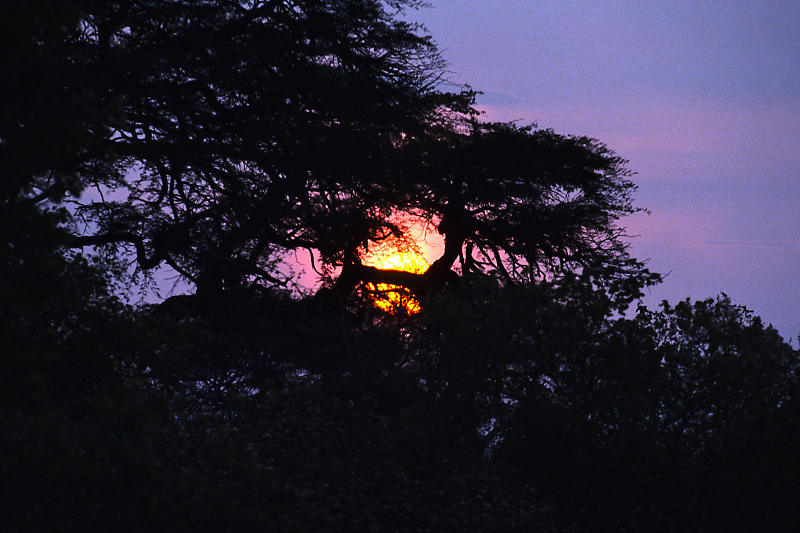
[6,0,654,308]
[479,289,800,532]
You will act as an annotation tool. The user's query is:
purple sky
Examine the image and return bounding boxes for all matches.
[411,0,800,343]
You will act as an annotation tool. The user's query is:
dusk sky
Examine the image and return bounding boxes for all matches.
[413,0,800,343]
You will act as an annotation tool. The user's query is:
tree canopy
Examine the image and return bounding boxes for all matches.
[5,0,654,307]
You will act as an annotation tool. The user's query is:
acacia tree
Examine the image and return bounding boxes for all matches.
[7,0,655,306]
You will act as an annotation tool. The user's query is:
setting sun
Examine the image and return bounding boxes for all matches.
[362,246,429,314]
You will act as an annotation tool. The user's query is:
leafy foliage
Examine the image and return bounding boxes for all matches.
[3,226,798,530]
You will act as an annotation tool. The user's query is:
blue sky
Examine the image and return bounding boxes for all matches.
[414,0,800,342]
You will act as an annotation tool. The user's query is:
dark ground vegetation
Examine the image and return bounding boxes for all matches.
[3,1,799,531]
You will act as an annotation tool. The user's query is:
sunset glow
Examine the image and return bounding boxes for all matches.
[362,246,429,314]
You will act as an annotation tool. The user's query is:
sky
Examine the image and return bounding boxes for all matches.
[410,0,800,343]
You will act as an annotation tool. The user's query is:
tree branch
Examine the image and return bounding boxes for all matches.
[64,231,165,269]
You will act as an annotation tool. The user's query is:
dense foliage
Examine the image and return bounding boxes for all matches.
[3,0,653,303]
[3,223,798,531]
[2,1,799,531]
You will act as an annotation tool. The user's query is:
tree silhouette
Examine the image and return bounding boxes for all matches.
[6,0,655,307]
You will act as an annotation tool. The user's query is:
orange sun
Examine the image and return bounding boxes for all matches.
[362,246,429,315]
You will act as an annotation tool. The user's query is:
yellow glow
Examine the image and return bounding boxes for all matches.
[363,247,429,315]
